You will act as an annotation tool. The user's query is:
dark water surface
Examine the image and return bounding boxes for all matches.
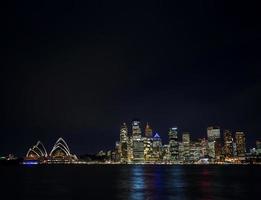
[0,165,260,200]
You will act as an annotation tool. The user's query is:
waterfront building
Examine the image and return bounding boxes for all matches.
[189,141,201,162]
[198,138,208,157]
[182,132,190,162]
[223,130,233,158]
[120,123,129,163]
[115,141,121,162]
[150,133,162,162]
[168,127,179,162]
[49,138,78,162]
[144,137,153,162]
[145,122,153,138]
[207,126,221,159]
[178,142,185,162]
[132,138,144,163]
[132,119,142,138]
[25,141,47,160]
[162,144,170,162]
[127,136,133,162]
[131,119,144,163]
[235,132,246,158]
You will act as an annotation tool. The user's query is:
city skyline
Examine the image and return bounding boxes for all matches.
[13,120,259,165]
[1,120,260,159]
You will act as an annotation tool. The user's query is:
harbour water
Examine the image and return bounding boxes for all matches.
[0,165,260,200]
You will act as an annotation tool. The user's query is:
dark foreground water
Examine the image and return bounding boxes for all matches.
[0,165,260,200]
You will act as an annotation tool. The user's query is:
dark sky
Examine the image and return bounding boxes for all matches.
[1,1,260,156]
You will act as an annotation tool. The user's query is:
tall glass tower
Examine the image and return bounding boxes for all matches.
[168,127,179,162]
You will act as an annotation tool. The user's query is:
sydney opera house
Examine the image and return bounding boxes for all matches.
[25,138,78,163]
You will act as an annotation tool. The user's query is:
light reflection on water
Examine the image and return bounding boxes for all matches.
[128,165,187,200]
[1,165,260,200]
[130,166,145,200]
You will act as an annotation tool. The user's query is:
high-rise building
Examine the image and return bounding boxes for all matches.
[162,144,170,162]
[223,130,233,158]
[182,133,190,144]
[119,123,129,163]
[198,138,208,158]
[207,126,221,142]
[207,126,221,159]
[132,138,144,163]
[120,123,128,143]
[144,137,153,162]
[132,119,142,138]
[169,127,179,162]
[151,133,162,161]
[215,138,223,161]
[145,122,153,138]
[189,141,202,162]
[131,119,144,163]
[182,132,190,162]
[235,132,246,157]
[115,141,121,162]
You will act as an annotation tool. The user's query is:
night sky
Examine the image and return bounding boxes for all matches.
[1,1,260,156]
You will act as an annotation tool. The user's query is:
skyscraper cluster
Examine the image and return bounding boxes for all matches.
[112,120,251,164]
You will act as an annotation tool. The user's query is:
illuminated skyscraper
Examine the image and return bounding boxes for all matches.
[169,127,179,162]
[145,122,153,138]
[120,123,129,163]
[151,133,162,161]
[182,133,190,144]
[132,119,142,138]
[207,126,221,142]
[144,137,153,162]
[132,119,144,163]
[132,138,144,163]
[182,132,190,162]
[223,130,233,158]
[235,132,246,157]
[207,126,221,159]
[120,123,128,143]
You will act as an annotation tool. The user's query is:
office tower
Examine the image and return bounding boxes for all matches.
[120,123,128,163]
[207,126,221,141]
[144,137,153,162]
[169,127,179,162]
[162,144,170,162]
[132,138,144,163]
[120,123,128,143]
[207,126,221,159]
[235,132,246,157]
[127,136,133,162]
[145,122,153,138]
[215,138,223,161]
[132,119,142,138]
[189,140,201,162]
[182,133,190,144]
[151,133,162,162]
[131,119,144,163]
[178,142,184,162]
[182,132,190,162]
[198,138,208,157]
[224,130,233,158]
[115,141,121,162]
